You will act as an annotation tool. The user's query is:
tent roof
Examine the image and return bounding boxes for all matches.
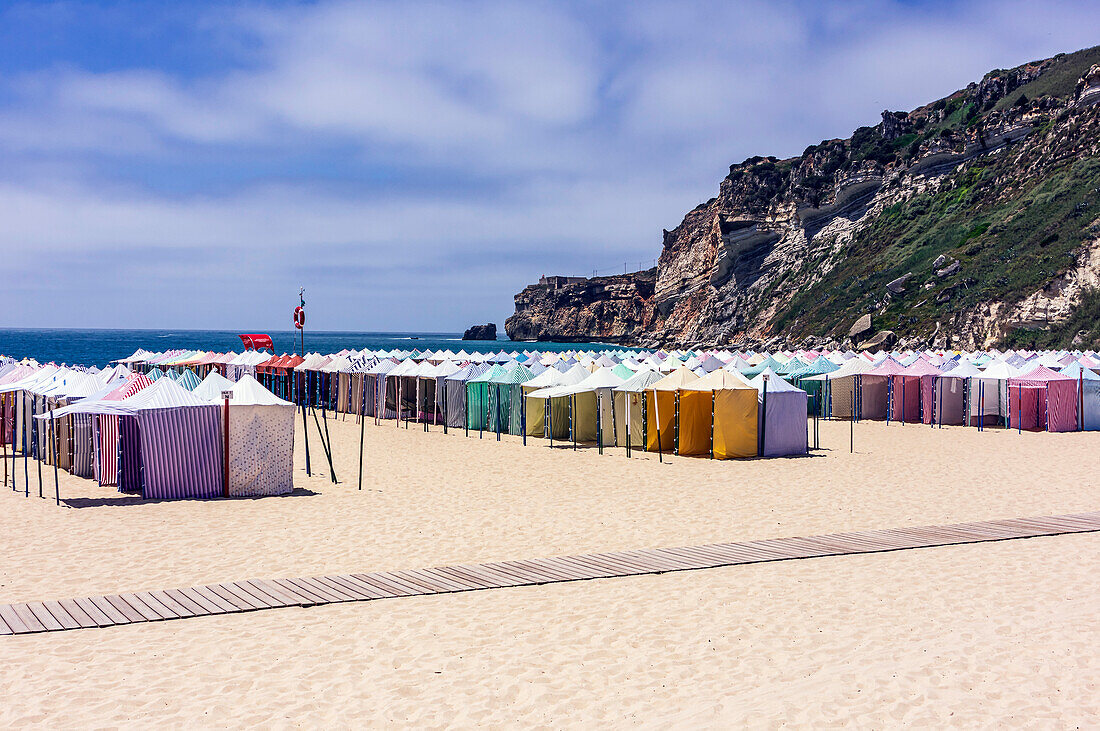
[683,367,755,391]
[192,371,236,402]
[650,366,700,391]
[749,367,805,393]
[229,374,294,405]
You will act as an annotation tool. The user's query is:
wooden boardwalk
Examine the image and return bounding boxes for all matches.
[2,511,1098,635]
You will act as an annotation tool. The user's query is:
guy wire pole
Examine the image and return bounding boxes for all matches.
[521,392,526,446]
[298,288,312,478]
[321,405,336,483]
[596,392,602,455]
[761,375,768,458]
[51,412,59,506]
[653,389,663,463]
[311,406,337,482]
[223,391,231,498]
[358,375,366,491]
[35,396,42,498]
[850,392,855,454]
[571,394,577,451]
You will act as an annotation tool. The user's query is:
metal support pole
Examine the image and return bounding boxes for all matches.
[223,393,230,498]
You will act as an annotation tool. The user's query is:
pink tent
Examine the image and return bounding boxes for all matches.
[867,358,924,423]
[901,360,943,424]
[1007,366,1078,432]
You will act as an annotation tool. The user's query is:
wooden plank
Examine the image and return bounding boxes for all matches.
[204,585,254,612]
[351,573,418,597]
[306,576,361,601]
[292,577,350,602]
[90,596,133,625]
[214,583,269,610]
[186,586,236,614]
[0,604,31,634]
[163,589,210,617]
[331,574,392,599]
[0,614,11,636]
[112,594,158,622]
[320,575,377,600]
[420,568,482,591]
[73,597,116,627]
[41,600,81,630]
[390,569,453,593]
[11,604,47,633]
[57,598,98,629]
[248,579,309,606]
[150,590,196,619]
[119,593,167,621]
[276,577,338,603]
[131,592,177,620]
[26,602,65,631]
[228,581,286,608]
[432,566,497,589]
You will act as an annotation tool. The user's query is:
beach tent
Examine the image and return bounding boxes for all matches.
[192,370,236,403]
[524,364,591,440]
[443,363,487,429]
[489,364,535,435]
[1007,366,1078,432]
[176,368,202,391]
[898,360,942,424]
[750,369,808,457]
[678,368,758,458]
[223,374,295,496]
[465,365,508,431]
[645,367,699,453]
[611,368,665,449]
[1060,362,1100,430]
[555,367,625,444]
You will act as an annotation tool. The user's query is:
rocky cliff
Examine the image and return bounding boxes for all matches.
[506,46,1100,350]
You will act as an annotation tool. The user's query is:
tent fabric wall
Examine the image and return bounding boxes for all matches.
[71,414,94,478]
[712,390,758,459]
[677,391,713,456]
[118,415,143,494]
[228,404,295,496]
[612,391,646,447]
[752,373,808,457]
[137,406,222,499]
[645,391,676,452]
[930,378,967,425]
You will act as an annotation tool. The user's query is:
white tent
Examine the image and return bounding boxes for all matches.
[225,374,295,497]
[192,370,236,403]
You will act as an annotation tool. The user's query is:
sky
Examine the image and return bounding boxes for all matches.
[1,0,1098,333]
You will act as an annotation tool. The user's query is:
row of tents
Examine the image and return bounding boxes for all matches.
[0,360,296,501]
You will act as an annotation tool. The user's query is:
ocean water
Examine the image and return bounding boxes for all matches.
[0,328,618,368]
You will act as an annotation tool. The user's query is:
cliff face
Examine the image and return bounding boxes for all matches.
[506,47,1100,350]
[507,269,657,343]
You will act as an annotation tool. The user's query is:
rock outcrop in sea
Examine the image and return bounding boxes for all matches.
[506,47,1100,350]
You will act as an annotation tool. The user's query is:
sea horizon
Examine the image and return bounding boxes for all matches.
[0,326,622,368]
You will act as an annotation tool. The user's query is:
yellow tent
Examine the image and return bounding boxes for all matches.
[679,368,758,459]
[644,367,698,452]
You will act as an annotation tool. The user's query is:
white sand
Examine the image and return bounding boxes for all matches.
[0,416,1097,726]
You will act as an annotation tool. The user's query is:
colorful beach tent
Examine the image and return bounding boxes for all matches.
[750,369,808,457]
[679,368,758,459]
[224,374,295,496]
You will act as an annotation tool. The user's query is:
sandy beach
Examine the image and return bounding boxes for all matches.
[1,416,1098,726]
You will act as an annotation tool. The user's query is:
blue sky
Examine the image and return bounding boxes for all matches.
[2,0,1098,332]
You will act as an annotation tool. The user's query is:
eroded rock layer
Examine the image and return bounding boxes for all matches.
[506,47,1100,350]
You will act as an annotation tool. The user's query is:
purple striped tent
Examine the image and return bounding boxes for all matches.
[50,378,223,500]
[115,379,223,499]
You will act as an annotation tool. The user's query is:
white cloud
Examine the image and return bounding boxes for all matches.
[1,0,1099,330]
